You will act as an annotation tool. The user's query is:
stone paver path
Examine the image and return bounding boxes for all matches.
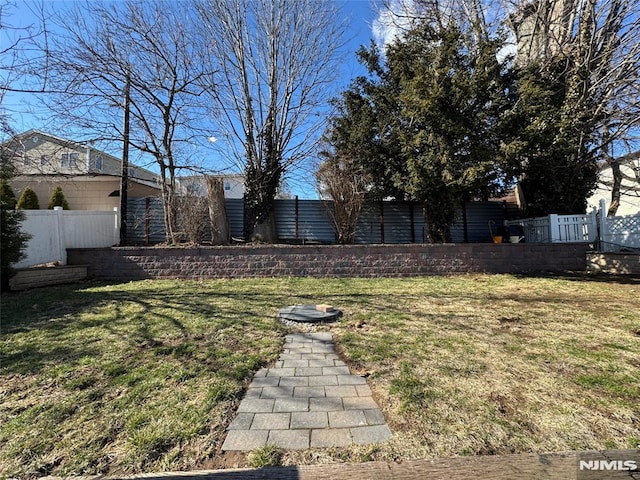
[222,332,392,451]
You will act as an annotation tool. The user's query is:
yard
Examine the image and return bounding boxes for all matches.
[1,274,639,477]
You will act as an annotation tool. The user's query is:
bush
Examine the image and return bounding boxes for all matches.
[48,186,70,209]
[16,187,40,209]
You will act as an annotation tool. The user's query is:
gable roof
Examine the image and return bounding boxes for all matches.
[7,129,123,164]
[3,129,161,185]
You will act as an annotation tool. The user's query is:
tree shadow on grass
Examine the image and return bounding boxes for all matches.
[0,282,290,377]
[514,271,640,285]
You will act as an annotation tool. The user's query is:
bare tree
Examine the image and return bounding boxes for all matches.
[38,0,213,243]
[316,152,370,244]
[197,0,347,242]
[0,0,50,129]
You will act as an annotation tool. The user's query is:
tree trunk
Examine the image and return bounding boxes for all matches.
[243,162,280,242]
[608,160,622,216]
[251,210,277,243]
[206,176,230,244]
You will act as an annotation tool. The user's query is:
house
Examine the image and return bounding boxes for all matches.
[177,174,245,199]
[3,130,161,210]
[587,152,640,216]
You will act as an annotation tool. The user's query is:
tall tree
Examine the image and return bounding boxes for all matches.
[325,16,515,242]
[393,22,516,241]
[198,0,346,241]
[324,43,406,201]
[39,0,211,243]
[509,0,640,215]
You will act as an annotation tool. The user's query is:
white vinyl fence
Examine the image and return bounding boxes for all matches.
[14,207,120,268]
[598,199,640,252]
[505,211,597,243]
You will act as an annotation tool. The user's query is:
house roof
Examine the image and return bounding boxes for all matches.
[3,129,161,189]
[8,129,126,164]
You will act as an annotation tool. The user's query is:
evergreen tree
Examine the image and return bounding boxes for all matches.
[48,186,70,209]
[16,187,40,209]
[324,21,516,242]
[389,22,516,241]
[1,157,31,292]
[325,42,406,201]
[505,60,599,216]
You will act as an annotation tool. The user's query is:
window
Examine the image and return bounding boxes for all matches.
[61,152,79,168]
[94,156,103,171]
[224,182,231,191]
[40,155,49,166]
[23,155,31,166]
[128,167,136,177]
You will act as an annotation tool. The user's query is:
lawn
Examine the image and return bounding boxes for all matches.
[1,274,639,477]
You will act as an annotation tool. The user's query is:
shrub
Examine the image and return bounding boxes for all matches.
[48,186,70,209]
[1,179,31,291]
[247,444,283,468]
[16,187,40,209]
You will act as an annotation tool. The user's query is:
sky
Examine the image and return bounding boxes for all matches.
[1,0,389,199]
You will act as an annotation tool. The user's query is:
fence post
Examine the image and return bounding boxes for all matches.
[598,199,608,250]
[549,214,561,243]
[53,206,66,265]
[113,207,120,246]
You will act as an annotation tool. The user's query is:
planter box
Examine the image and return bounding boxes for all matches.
[10,265,88,291]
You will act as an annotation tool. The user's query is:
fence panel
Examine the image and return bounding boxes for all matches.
[505,217,551,242]
[14,210,64,268]
[383,202,413,244]
[552,212,597,243]
[274,199,335,243]
[451,202,506,243]
[125,197,509,245]
[602,213,640,252]
[62,210,119,248]
[15,208,119,268]
[354,203,382,244]
[128,197,166,245]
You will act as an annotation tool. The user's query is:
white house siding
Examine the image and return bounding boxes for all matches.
[588,162,640,216]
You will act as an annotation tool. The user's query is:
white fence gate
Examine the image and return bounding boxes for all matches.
[598,199,640,252]
[505,200,640,251]
[505,211,597,243]
[14,207,120,268]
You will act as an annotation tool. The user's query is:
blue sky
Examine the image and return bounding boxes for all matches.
[2,0,383,199]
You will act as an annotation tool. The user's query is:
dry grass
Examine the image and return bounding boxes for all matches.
[1,274,639,477]
[287,274,640,466]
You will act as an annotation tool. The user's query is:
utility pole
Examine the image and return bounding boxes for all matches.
[119,68,131,245]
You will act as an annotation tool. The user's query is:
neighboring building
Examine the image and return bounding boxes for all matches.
[588,152,640,216]
[2,130,161,210]
[177,174,245,199]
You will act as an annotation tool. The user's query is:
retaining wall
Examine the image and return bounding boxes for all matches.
[587,253,640,275]
[67,243,590,281]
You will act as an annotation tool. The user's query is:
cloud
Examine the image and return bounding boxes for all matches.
[372,0,420,48]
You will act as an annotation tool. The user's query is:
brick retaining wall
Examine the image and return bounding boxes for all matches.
[67,243,590,281]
